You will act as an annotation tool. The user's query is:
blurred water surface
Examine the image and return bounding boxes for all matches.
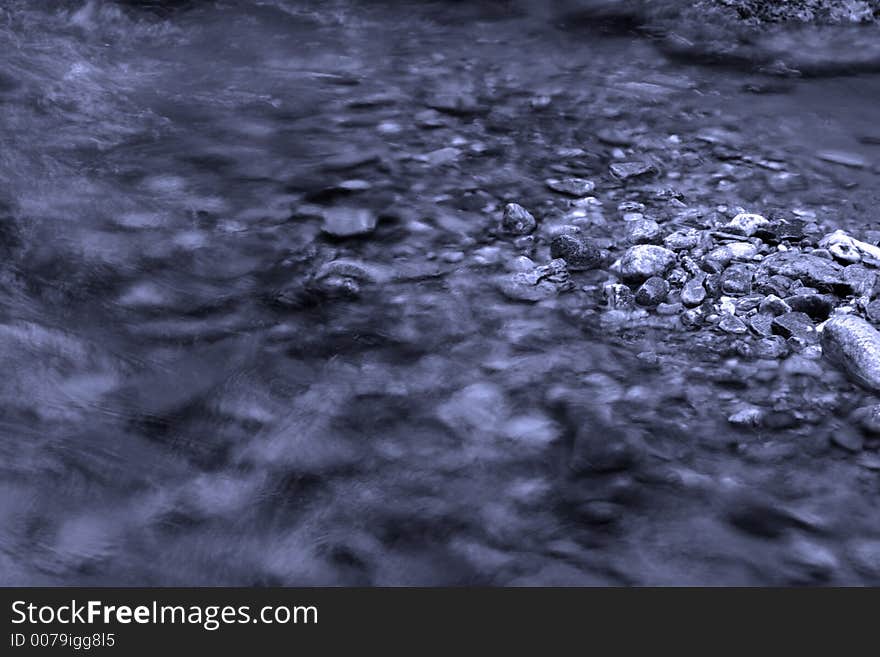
[2,0,880,585]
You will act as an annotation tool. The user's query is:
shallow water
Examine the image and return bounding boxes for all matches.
[2,0,880,585]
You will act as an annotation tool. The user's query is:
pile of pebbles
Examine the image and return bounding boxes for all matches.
[497,200,880,393]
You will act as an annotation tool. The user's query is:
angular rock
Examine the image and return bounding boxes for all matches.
[755,274,794,297]
[755,336,789,359]
[728,406,763,427]
[726,213,769,237]
[546,178,595,197]
[680,308,703,329]
[764,218,810,244]
[610,161,655,180]
[721,264,753,295]
[760,251,845,292]
[734,294,764,314]
[758,314,785,341]
[501,203,537,235]
[867,299,880,323]
[758,294,792,316]
[625,218,661,245]
[604,282,635,310]
[719,314,748,334]
[820,230,880,264]
[635,276,669,307]
[616,245,676,283]
[821,315,880,392]
[772,312,818,344]
[498,258,573,302]
[705,242,758,268]
[550,234,602,271]
[664,229,700,251]
[843,264,876,298]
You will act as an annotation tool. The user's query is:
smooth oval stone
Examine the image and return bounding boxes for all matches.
[821,315,880,392]
[550,234,601,270]
[681,276,707,307]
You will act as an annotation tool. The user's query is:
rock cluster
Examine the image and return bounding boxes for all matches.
[498,201,880,391]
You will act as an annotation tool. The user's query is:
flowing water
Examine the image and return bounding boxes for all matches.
[2,0,880,585]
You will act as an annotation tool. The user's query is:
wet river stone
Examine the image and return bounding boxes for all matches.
[821,315,880,392]
[843,264,876,297]
[772,312,818,344]
[759,294,791,316]
[721,264,753,295]
[501,202,537,235]
[550,234,601,271]
[635,276,669,307]
[866,299,880,323]
[610,160,655,180]
[664,229,700,251]
[704,242,758,272]
[760,251,845,292]
[719,314,747,334]
[604,282,635,310]
[616,245,676,283]
[625,218,661,245]
[726,213,769,237]
[681,275,707,307]
[545,177,595,197]
[498,258,573,302]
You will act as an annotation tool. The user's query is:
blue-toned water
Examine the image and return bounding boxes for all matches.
[2,0,880,585]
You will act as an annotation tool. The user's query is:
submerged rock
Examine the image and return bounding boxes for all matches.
[545,178,595,197]
[321,207,378,237]
[550,234,602,271]
[821,315,880,392]
[497,258,573,302]
[501,203,537,235]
